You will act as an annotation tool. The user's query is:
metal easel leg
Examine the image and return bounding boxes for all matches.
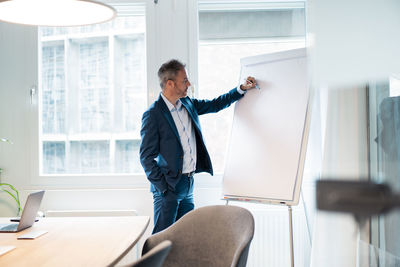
[288,205,294,267]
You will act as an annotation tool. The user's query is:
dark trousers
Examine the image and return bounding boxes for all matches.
[152,175,194,234]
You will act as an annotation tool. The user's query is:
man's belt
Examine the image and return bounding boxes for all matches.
[182,171,195,177]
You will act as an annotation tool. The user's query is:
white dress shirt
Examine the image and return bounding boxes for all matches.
[161,93,197,173]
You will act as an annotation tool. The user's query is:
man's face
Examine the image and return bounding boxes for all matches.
[172,69,191,98]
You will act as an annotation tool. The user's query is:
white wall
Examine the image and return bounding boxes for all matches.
[305,0,395,265]
[308,0,400,87]
[311,86,369,267]
[0,21,38,215]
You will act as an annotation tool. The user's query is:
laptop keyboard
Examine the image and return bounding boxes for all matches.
[0,223,18,231]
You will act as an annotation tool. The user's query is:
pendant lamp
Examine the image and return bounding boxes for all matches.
[0,0,116,26]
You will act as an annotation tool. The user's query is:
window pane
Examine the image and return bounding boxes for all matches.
[198,3,305,173]
[79,40,110,133]
[69,141,110,173]
[115,140,141,173]
[114,34,146,134]
[199,9,305,40]
[43,142,65,174]
[39,13,146,175]
[42,43,66,134]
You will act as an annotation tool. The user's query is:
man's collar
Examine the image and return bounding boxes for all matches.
[161,93,181,111]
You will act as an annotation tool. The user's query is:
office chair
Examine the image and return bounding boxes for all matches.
[142,205,255,267]
[125,240,172,267]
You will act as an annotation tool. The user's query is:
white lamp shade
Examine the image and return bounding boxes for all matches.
[0,0,116,26]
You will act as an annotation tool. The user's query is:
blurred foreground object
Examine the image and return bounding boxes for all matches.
[317,180,400,217]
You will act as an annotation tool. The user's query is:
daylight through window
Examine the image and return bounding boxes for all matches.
[39,12,146,175]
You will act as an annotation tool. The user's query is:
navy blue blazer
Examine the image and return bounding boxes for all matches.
[139,88,244,193]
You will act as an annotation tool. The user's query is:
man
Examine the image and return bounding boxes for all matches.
[140,59,257,233]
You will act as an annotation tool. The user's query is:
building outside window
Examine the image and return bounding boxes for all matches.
[39,9,146,175]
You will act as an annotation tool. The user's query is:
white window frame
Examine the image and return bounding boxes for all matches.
[31,0,155,188]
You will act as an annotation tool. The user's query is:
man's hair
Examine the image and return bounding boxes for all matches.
[158,59,186,89]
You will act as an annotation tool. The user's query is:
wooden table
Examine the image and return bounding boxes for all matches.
[0,216,150,267]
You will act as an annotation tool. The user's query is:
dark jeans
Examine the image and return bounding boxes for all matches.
[152,175,194,234]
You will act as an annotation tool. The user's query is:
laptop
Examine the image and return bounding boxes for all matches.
[0,191,45,233]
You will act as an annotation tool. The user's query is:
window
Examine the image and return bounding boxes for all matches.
[39,4,146,175]
[198,1,306,172]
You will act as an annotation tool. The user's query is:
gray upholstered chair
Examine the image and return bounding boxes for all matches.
[142,205,255,267]
[127,240,172,267]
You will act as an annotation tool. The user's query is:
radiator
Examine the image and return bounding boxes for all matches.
[246,208,311,267]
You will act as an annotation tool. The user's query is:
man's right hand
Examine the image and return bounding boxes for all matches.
[240,76,257,90]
